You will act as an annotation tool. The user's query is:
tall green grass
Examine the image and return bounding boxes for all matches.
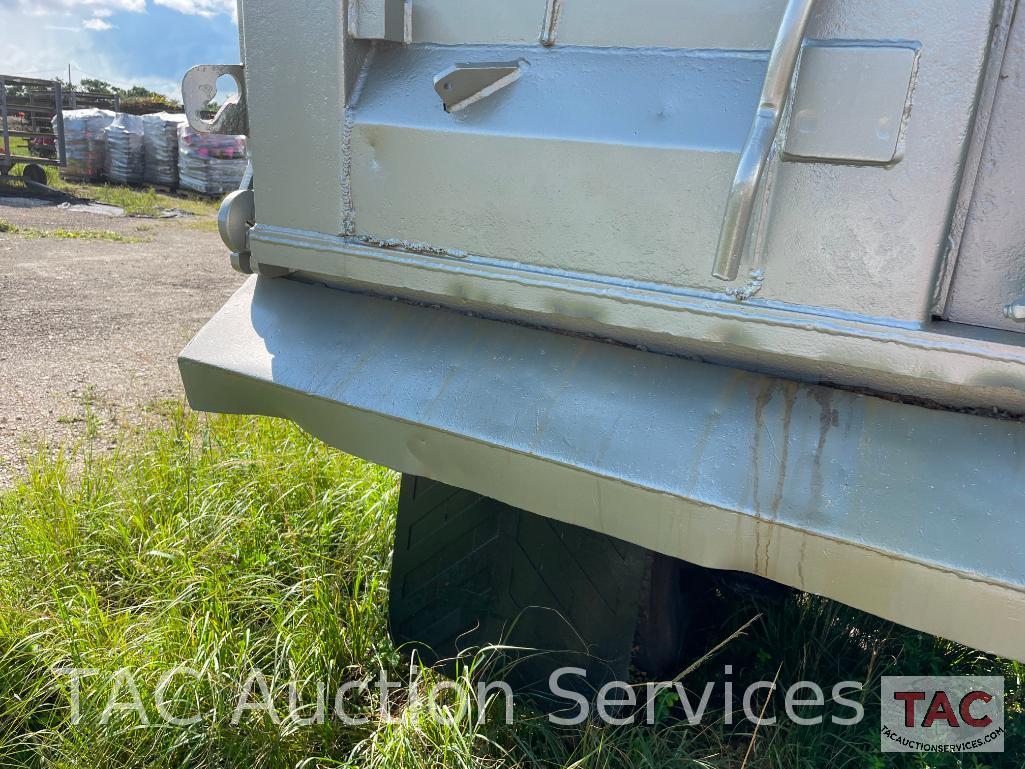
[0,408,1020,768]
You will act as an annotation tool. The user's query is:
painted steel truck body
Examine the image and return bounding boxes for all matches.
[180,0,1025,670]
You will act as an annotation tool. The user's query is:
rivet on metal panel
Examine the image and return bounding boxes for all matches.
[434,61,524,113]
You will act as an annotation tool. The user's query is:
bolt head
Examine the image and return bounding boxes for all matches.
[1003,302,1025,321]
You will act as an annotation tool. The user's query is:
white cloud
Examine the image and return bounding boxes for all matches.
[1,0,238,99]
[153,0,235,18]
[0,0,146,13]
[0,21,176,97]
[0,0,236,21]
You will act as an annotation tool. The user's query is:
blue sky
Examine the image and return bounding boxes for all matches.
[1,0,239,98]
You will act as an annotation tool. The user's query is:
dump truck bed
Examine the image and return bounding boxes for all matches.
[181,0,1025,664]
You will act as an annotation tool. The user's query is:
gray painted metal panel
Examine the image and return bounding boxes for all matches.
[242,0,349,234]
[408,0,791,49]
[946,5,1025,333]
[180,277,1025,662]
[338,1,998,325]
[234,0,1019,411]
[556,0,788,50]
[248,225,1025,414]
[350,0,412,43]
[350,44,760,290]
[761,0,999,320]
[195,0,1025,660]
[355,45,762,149]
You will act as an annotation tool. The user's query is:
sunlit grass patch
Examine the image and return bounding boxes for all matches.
[183,217,221,233]
[0,218,143,243]
[0,408,1020,768]
[42,167,219,218]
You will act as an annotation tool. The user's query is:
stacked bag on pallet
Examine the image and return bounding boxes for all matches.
[142,113,188,188]
[58,109,247,196]
[104,113,146,184]
[57,109,116,181]
[177,125,248,195]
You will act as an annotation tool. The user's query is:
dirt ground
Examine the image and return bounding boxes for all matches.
[0,197,245,486]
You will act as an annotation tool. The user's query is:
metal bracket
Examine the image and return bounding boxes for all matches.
[434,61,523,113]
[182,64,248,135]
[348,0,412,43]
[219,189,292,278]
[711,0,817,282]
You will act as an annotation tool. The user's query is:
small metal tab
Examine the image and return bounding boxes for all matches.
[434,62,523,113]
[230,251,253,275]
[348,0,412,43]
[182,64,248,135]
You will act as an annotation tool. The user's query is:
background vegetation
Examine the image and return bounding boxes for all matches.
[75,78,184,115]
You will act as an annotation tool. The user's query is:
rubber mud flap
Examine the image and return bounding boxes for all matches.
[389,475,657,701]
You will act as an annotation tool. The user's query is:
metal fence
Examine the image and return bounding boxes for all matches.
[0,74,121,175]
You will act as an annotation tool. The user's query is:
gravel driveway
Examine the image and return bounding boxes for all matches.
[0,197,245,486]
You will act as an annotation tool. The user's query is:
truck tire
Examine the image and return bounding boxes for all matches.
[388,475,705,697]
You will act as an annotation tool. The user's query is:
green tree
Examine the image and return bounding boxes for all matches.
[79,78,116,95]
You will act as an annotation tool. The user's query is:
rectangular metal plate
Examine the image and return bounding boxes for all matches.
[784,42,919,165]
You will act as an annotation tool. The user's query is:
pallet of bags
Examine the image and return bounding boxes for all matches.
[104,113,145,185]
[142,113,187,188]
[177,125,248,195]
[57,109,116,181]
